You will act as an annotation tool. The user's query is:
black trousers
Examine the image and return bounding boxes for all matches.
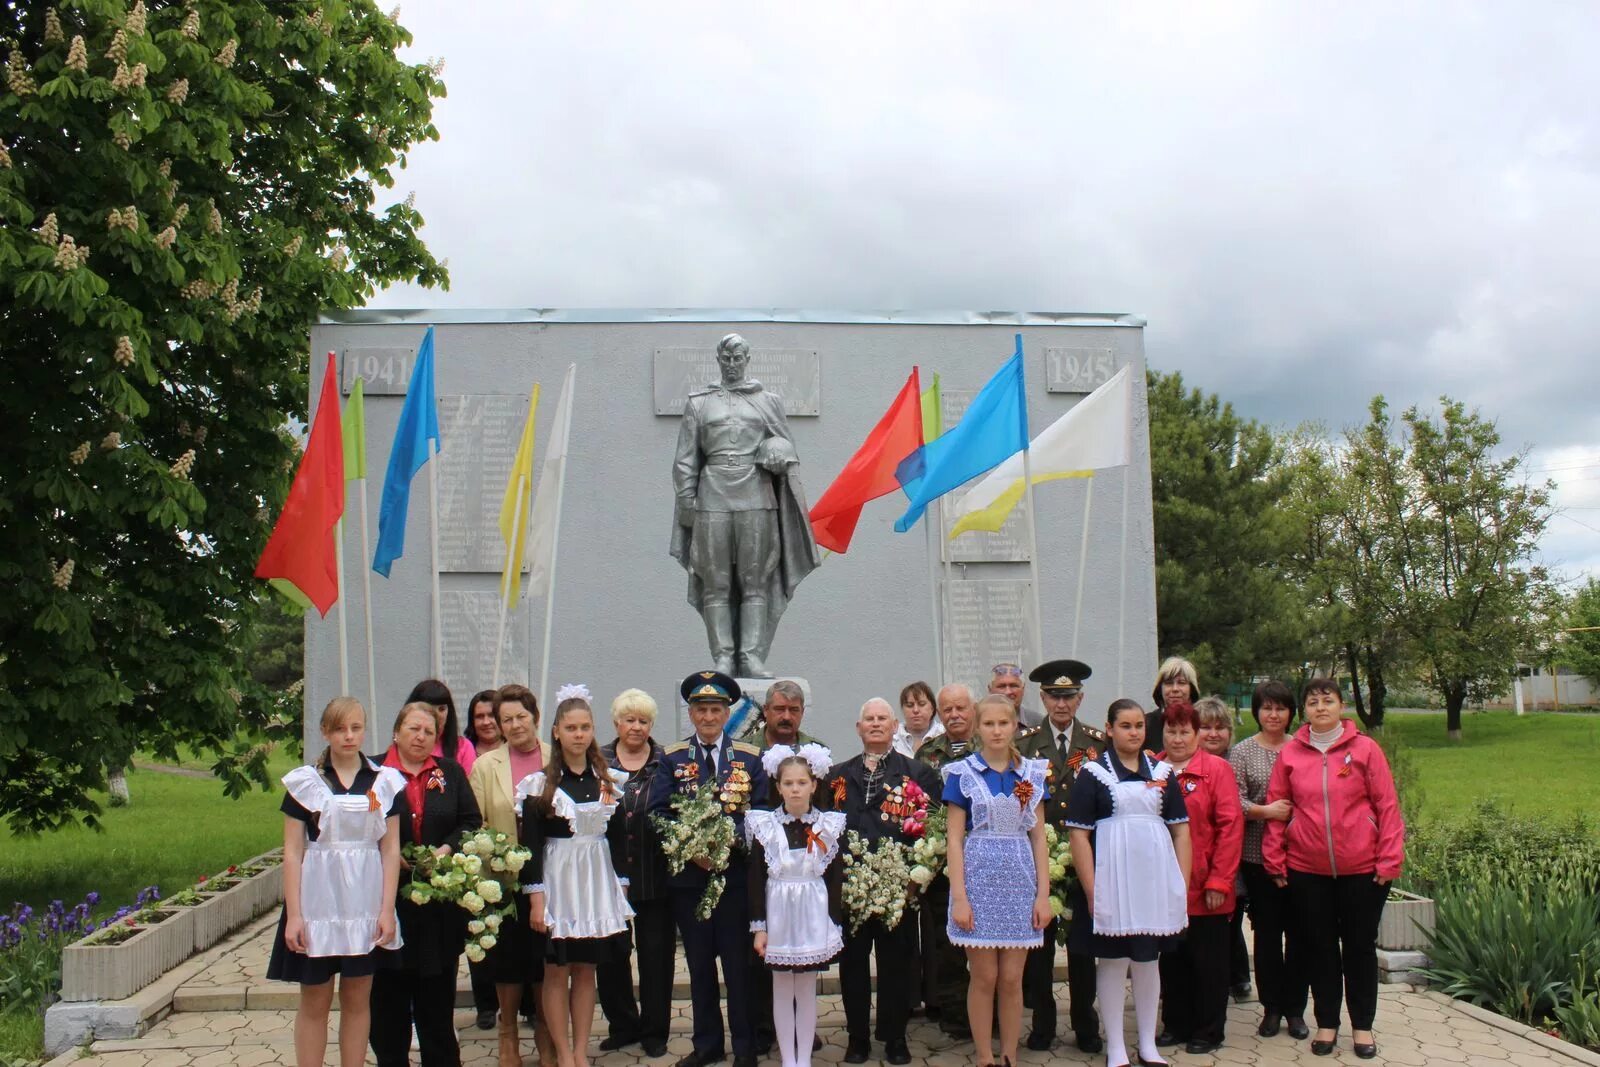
[468,955,496,1015]
[1287,870,1387,1031]
[841,915,918,1045]
[1230,898,1251,986]
[370,967,460,1066]
[1022,920,1098,1041]
[1158,914,1231,1045]
[1241,862,1308,1017]
[673,885,754,1056]
[920,877,969,1029]
[597,896,676,1045]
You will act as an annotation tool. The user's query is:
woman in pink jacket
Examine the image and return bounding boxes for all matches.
[1262,678,1404,1062]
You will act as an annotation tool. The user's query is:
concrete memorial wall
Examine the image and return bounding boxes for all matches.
[303,311,1158,754]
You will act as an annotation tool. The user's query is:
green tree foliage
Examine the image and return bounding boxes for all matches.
[1147,370,1306,688]
[1562,578,1600,687]
[0,0,446,832]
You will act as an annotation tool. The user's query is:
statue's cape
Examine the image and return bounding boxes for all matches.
[669,387,821,629]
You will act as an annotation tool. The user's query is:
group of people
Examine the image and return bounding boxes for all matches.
[267,656,1405,1067]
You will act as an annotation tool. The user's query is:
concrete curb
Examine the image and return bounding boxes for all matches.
[1426,991,1600,1066]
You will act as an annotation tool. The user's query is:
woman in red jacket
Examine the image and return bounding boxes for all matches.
[1154,701,1243,1056]
[1262,678,1404,1061]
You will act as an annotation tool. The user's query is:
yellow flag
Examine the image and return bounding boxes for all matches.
[498,384,540,603]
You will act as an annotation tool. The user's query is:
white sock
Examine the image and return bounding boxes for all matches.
[1096,958,1130,1067]
[773,971,798,1067]
[792,972,818,1067]
[1131,960,1163,1063]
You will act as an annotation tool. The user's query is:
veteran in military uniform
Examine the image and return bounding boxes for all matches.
[826,699,944,1065]
[647,672,769,1067]
[1015,659,1106,1054]
[735,678,822,752]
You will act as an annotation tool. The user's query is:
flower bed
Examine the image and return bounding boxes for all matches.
[190,850,284,952]
[59,904,196,1003]
[1376,888,1435,951]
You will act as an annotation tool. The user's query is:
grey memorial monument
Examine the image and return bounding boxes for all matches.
[303,311,1159,752]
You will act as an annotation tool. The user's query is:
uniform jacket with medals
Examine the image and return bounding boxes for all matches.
[1016,716,1106,829]
[647,733,768,891]
[824,750,944,847]
[668,380,820,626]
[914,731,975,776]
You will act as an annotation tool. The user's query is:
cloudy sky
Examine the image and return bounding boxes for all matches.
[370,1,1600,581]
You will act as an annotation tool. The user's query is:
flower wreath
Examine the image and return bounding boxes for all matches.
[760,742,833,780]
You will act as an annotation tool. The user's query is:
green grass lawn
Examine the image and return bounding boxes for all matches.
[0,751,294,918]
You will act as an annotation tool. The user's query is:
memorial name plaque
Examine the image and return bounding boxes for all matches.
[653,347,821,416]
[440,590,531,698]
[437,394,528,572]
[1045,347,1116,394]
[938,386,1030,563]
[943,579,1037,691]
[342,347,418,395]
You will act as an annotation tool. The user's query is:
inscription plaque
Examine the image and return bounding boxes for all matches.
[653,347,821,416]
[938,387,1030,563]
[437,394,529,573]
[342,347,418,395]
[943,579,1037,692]
[1045,347,1116,394]
[440,590,532,697]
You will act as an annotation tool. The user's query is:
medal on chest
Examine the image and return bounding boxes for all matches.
[674,760,699,784]
[720,764,752,812]
[879,779,912,824]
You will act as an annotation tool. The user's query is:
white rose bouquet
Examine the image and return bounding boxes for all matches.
[402,829,531,961]
[651,783,736,920]
[907,802,948,893]
[840,831,915,934]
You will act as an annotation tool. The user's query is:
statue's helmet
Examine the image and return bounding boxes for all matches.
[756,436,798,472]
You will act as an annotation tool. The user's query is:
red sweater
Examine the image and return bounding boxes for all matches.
[1160,749,1243,916]
[1261,720,1405,882]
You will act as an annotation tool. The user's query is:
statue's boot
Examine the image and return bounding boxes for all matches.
[737,597,771,677]
[703,600,736,674]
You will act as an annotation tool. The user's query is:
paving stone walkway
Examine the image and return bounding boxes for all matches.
[51,921,1600,1066]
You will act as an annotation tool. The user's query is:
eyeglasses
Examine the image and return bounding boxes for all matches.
[991,664,1023,678]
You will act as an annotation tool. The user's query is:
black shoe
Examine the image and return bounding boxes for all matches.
[475,1008,497,1031]
[1025,1030,1053,1051]
[1231,981,1254,1002]
[844,1041,870,1064]
[675,1052,725,1067]
[1257,1013,1282,1038]
[642,1040,670,1058]
[1310,1037,1337,1056]
[884,1039,911,1065]
[1185,1039,1223,1055]
[1354,1042,1378,1060]
[1154,1030,1183,1047]
[814,1034,823,1052]
[600,1035,640,1052]
[939,1023,972,1040]
[1287,1017,1310,1040]
[1076,1033,1103,1054]
[733,1055,758,1067]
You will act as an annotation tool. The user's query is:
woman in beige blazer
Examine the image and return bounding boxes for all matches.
[467,685,554,1067]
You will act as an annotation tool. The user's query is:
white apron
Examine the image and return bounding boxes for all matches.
[746,808,846,967]
[515,771,635,939]
[283,763,405,957]
[1081,758,1188,938]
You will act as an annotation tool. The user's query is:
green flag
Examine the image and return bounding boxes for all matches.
[920,372,942,443]
[343,376,366,481]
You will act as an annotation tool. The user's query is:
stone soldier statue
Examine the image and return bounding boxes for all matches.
[1015,658,1106,1055]
[670,334,821,677]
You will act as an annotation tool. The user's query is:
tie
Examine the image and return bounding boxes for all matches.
[1057,731,1069,759]
[699,742,716,781]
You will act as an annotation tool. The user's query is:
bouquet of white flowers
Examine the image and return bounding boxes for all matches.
[1043,823,1076,944]
[840,831,915,933]
[402,829,531,962]
[651,783,736,920]
[906,802,948,895]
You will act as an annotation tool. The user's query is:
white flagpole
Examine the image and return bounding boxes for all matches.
[1071,476,1094,657]
[538,367,577,705]
[427,438,442,679]
[493,473,528,685]
[1019,447,1046,671]
[1117,465,1130,696]
[925,499,946,683]
[335,518,349,695]
[358,477,377,712]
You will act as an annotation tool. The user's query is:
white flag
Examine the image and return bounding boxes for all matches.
[525,364,575,598]
[947,365,1133,537]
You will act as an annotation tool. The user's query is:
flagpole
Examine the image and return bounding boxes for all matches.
[1019,447,1046,673]
[493,473,528,685]
[427,438,442,679]
[353,475,377,713]
[538,367,577,706]
[1117,464,1130,697]
[925,499,945,683]
[1070,476,1094,657]
[335,518,349,695]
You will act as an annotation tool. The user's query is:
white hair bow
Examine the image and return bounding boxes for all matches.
[554,683,591,703]
[760,742,834,779]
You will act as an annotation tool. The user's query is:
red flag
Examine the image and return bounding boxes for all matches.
[809,369,924,553]
[255,355,346,615]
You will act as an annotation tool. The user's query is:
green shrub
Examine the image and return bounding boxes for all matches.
[1554,976,1600,1052]
[1400,798,1600,897]
[1371,727,1424,835]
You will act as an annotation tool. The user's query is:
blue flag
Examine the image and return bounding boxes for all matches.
[372,326,441,577]
[893,336,1028,532]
